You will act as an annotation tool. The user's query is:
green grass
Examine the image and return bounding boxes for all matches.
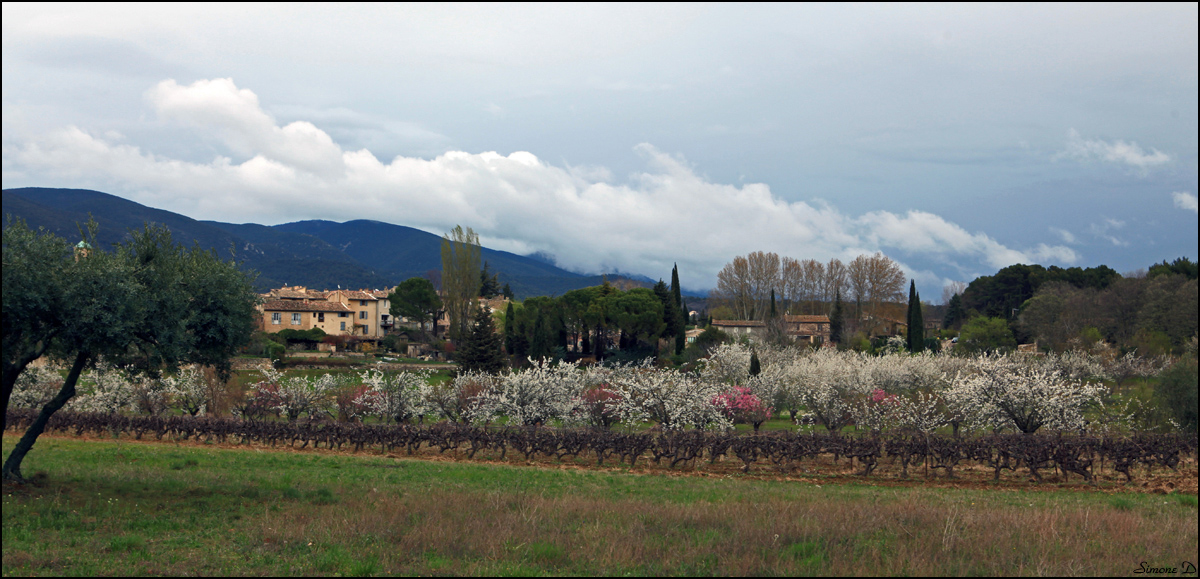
[4,435,1196,576]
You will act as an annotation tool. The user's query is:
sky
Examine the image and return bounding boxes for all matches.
[3,4,1196,297]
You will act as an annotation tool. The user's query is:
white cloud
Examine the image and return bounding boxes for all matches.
[1173,191,1198,214]
[1058,128,1171,169]
[5,78,1081,289]
[1050,227,1076,244]
[1087,218,1130,247]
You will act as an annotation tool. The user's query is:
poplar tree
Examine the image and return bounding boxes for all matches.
[441,225,481,343]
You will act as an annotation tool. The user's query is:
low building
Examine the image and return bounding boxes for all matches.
[259,285,395,339]
[711,320,766,340]
[783,314,831,345]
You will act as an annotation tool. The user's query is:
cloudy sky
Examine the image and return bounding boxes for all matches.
[3,4,1196,295]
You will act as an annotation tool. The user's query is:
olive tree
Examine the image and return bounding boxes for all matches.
[2,220,259,481]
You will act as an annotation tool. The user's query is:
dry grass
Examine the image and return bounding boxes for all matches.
[4,435,1197,576]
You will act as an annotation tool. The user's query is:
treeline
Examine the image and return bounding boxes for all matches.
[949,257,1197,354]
[710,251,906,323]
[496,273,688,365]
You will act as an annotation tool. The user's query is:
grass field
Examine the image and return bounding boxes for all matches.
[3,435,1196,576]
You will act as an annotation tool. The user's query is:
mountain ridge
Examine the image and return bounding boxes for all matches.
[1,187,653,297]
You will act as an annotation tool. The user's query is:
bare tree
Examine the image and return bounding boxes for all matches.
[716,255,754,320]
[864,252,905,325]
[824,258,849,315]
[781,257,804,314]
[941,280,967,305]
[441,225,481,342]
[747,251,781,320]
[800,259,825,315]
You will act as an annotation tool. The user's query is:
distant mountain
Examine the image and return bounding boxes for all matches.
[2,187,652,298]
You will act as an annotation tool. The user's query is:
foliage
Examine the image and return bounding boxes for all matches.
[956,317,1016,355]
[1156,357,1198,431]
[389,277,442,333]
[3,219,258,480]
[456,304,508,374]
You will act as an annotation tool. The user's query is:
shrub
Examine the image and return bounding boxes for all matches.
[1156,357,1198,431]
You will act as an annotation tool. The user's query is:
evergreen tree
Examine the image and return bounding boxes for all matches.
[944,293,966,330]
[653,279,679,355]
[906,280,917,352]
[770,290,777,318]
[907,282,925,353]
[458,304,507,374]
[479,261,502,298]
[829,290,845,346]
[749,350,761,376]
[501,283,514,300]
[671,264,687,355]
[504,302,516,355]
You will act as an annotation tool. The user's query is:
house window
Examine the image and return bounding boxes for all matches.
[340,322,346,331]
[339,312,348,318]
[271,313,281,325]
[318,313,325,322]
[291,313,302,325]
[359,311,368,319]
[360,300,367,306]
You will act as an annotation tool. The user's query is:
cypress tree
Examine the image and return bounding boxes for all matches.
[671,264,686,355]
[770,289,777,318]
[911,289,925,353]
[749,350,761,376]
[504,302,516,355]
[906,280,917,352]
[829,290,845,346]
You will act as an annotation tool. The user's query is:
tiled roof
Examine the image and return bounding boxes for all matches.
[371,290,391,299]
[784,315,830,323]
[269,289,328,300]
[341,290,378,301]
[262,300,353,313]
[711,320,766,327]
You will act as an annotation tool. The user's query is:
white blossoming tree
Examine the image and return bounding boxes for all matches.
[947,355,1106,433]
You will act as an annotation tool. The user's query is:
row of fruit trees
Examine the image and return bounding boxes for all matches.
[11,342,1183,436]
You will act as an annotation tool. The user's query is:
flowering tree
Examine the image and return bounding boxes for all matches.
[701,343,752,386]
[422,371,493,423]
[571,383,624,429]
[69,362,136,414]
[163,366,209,416]
[473,359,584,426]
[611,363,731,430]
[712,386,772,431]
[947,356,1106,433]
[356,369,430,423]
[9,367,63,410]
[248,368,338,421]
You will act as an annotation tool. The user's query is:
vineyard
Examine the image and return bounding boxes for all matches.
[8,409,1195,489]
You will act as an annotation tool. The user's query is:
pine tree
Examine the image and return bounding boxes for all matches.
[829,290,845,346]
[458,303,507,374]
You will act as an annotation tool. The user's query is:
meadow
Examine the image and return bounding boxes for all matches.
[3,435,1196,576]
